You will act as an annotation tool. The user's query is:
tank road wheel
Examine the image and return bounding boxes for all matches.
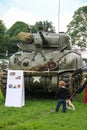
[0,71,7,98]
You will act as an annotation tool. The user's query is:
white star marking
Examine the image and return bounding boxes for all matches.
[32,76,41,83]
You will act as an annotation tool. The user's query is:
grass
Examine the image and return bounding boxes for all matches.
[0,90,87,130]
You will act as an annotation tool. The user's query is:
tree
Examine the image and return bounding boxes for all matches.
[66,6,87,47]
[0,20,6,34]
[30,20,55,33]
[6,21,29,37]
[4,21,29,55]
[0,20,6,44]
[0,20,7,57]
[0,20,55,58]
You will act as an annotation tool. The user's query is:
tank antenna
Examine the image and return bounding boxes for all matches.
[58,0,60,33]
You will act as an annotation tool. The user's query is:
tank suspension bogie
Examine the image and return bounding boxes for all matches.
[0,72,7,97]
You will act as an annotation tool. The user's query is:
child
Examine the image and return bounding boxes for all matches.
[55,80,70,112]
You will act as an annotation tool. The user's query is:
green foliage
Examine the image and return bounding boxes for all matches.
[66,6,87,47]
[0,21,29,56]
[6,21,29,37]
[0,19,55,58]
[0,20,6,35]
[0,91,87,130]
[30,20,55,33]
[0,20,6,45]
[35,20,54,32]
[0,20,7,57]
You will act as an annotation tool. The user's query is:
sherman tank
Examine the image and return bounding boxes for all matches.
[0,31,83,98]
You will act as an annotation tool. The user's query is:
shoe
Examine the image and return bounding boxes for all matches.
[62,111,66,113]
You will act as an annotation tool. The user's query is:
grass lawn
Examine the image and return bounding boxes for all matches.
[0,90,87,130]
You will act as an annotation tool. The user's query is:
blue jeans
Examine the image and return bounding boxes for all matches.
[55,99,66,112]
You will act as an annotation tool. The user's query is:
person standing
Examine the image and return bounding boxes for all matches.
[55,80,70,112]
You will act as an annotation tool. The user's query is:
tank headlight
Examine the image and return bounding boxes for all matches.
[23,61,29,66]
[21,58,31,67]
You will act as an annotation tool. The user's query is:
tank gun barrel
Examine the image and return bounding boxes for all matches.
[39,31,48,46]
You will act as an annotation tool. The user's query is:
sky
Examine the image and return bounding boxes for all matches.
[0,0,87,32]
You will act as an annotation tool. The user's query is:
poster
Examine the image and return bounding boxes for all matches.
[5,70,25,107]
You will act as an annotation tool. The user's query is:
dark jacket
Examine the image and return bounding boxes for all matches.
[56,86,70,99]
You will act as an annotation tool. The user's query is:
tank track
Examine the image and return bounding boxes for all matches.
[0,69,82,98]
[58,69,83,99]
[0,71,7,97]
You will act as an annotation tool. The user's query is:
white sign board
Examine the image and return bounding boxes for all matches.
[5,70,25,107]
